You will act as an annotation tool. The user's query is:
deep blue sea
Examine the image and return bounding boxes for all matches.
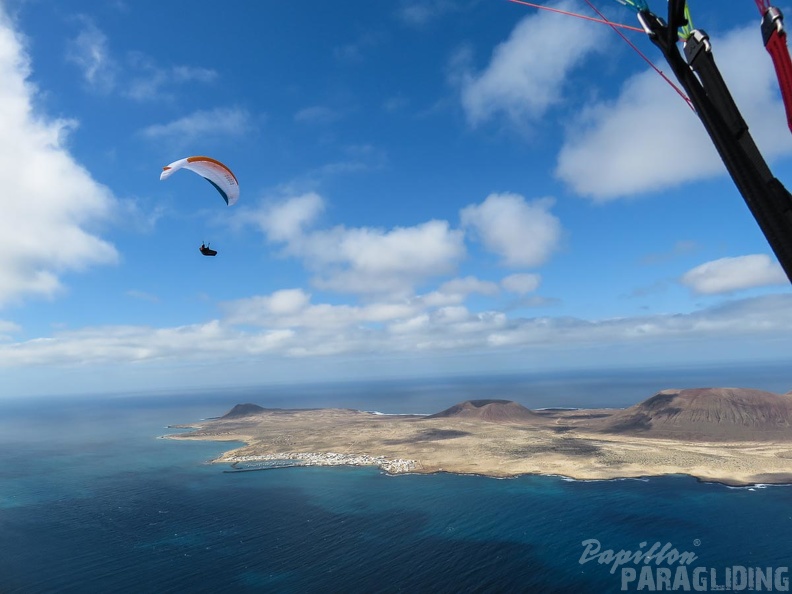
[2,365,792,593]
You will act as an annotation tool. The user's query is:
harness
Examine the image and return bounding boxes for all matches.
[635,1,792,284]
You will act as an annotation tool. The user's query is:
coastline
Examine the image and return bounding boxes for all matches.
[165,406,792,487]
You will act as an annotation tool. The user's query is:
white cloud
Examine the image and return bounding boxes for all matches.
[458,2,606,127]
[0,319,20,340]
[0,8,118,307]
[171,65,217,84]
[140,107,251,144]
[460,193,562,267]
[309,144,387,179]
[224,290,418,330]
[250,193,325,242]
[397,0,459,26]
[501,273,541,294]
[114,198,165,234]
[555,24,792,200]
[305,220,466,295]
[124,54,218,101]
[248,194,466,297]
[294,105,341,124]
[555,70,708,200]
[250,193,558,297]
[438,276,499,297]
[230,288,312,320]
[680,254,789,294]
[5,292,792,368]
[66,17,116,92]
[265,288,312,315]
[485,294,792,348]
[0,320,295,366]
[407,276,501,310]
[67,21,217,101]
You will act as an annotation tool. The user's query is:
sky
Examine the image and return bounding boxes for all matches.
[1,0,792,398]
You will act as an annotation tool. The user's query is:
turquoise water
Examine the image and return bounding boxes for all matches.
[1,372,791,592]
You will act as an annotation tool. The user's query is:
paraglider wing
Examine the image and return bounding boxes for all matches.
[160,156,240,206]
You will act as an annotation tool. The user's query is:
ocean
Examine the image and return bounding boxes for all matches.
[1,365,791,593]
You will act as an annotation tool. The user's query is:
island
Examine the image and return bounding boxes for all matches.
[166,387,792,486]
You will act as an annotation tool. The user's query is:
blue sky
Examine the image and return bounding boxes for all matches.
[1,0,791,397]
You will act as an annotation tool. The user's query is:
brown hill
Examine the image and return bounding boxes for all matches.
[427,399,539,423]
[221,403,267,419]
[599,388,792,441]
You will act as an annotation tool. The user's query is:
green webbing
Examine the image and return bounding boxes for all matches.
[614,0,650,13]
[679,4,694,40]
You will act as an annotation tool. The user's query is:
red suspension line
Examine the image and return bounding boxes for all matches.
[580,0,695,110]
[507,0,693,109]
[507,0,644,32]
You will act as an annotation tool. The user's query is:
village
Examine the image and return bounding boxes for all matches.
[224,451,417,474]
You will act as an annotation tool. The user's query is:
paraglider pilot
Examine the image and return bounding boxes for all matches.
[199,242,217,257]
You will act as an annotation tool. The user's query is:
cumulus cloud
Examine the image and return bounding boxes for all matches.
[556,24,792,200]
[250,193,325,243]
[460,193,562,267]
[140,107,252,145]
[680,254,788,294]
[555,70,708,199]
[248,194,466,296]
[457,2,606,127]
[304,220,466,295]
[0,8,118,307]
[248,193,558,296]
[228,288,313,321]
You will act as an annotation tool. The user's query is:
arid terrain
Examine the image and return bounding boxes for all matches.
[167,388,792,486]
